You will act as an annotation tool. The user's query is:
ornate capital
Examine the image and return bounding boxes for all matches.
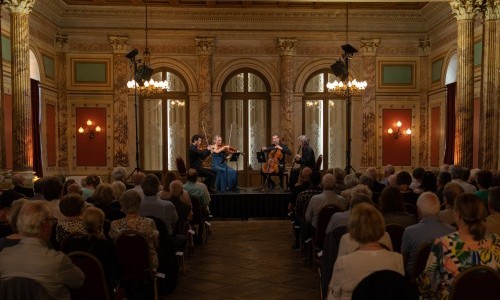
[108,35,129,54]
[278,38,297,56]
[484,0,500,20]
[450,0,483,20]
[55,33,68,53]
[4,0,36,14]
[195,37,215,56]
[359,39,380,56]
[418,37,431,56]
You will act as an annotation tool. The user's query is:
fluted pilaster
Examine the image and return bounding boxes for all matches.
[419,37,431,167]
[109,35,130,167]
[360,39,379,167]
[6,0,36,172]
[450,0,480,168]
[0,15,5,170]
[195,37,215,139]
[278,38,296,152]
[55,32,68,169]
[479,0,499,169]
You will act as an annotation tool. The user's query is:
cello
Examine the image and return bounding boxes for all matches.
[262,147,283,174]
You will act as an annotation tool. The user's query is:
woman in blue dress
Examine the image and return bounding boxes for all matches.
[211,135,237,192]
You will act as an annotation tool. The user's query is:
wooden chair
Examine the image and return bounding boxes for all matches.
[60,232,88,254]
[0,277,54,300]
[315,154,323,171]
[385,223,405,253]
[352,270,418,300]
[310,204,342,265]
[114,230,158,300]
[68,251,110,300]
[411,241,432,284]
[449,266,500,300]
[175,156,188,183]
[320,225,348,298]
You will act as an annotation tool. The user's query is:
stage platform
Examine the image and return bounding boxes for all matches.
[209,187,291,220]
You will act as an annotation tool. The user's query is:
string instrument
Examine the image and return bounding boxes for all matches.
[262,146,283,174]
[290,145,302,170]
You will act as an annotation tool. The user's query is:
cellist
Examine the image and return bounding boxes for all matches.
[260,133,291,190]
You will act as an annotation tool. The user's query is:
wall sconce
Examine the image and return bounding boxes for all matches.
[78,119,101,139]
[387,121,411,139]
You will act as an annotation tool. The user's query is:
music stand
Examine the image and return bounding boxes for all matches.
[255,151,268,191]
[228,152,242,192]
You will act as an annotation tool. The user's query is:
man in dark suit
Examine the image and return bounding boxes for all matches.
[288,135,316,190]
[188,134,217,193]
[11,174,34,198]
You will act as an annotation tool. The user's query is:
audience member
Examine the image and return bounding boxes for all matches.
[326,203,404,300]
[0,190,23,237]
[169,180,193,220]
[387,174,398,187]
[289,167,313,213]
[410,167,425,191]
[378,186,416,228]
[413,171,437,194]
[474,170,493,207]
[0,198,29,250]
[401,192,454,277]
[435,171,452,204]
[92,183,125,221]
[132,172,146,200]
[111,180,126,205]
[486,187,500,235]
[418,193,500,299]
[111,166,134,189]
[11,173,34,198]
[81,175,101,200]
[366,167,385,193]
[449,165,476,193]
[183,169,211,211]
[438,182,464,226]
[381,164,396,186]
[332,168,346,194]
[325,193,373,234]
[67,183,83,195]
[43,176,65,220]
[0,201,84,300]
[32,177,45,200]
[396,171,419,206]
[340,173,359,202]
[61,178,77,196]
[158,171,180,200]
[56,193,87,243]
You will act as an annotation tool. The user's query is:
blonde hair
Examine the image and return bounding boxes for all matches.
[111,181,126,201]
[17,201,52,237]
[119,190,142,213]
[93,183,114,206]
[8,198,29,233]
[348,203,385,244]
[83,206,105,236]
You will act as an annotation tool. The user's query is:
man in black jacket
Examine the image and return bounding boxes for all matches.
[188,134,217,193]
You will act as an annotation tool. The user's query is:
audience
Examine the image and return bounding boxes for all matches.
[56,193,87,243]
[132,172,146,200]
[331,168,346,194]
[366,167,385,193]
[326,193,373,235]
[0,198,29,250]
[413,171,437,194]
[381,164,396,186]
[11,174,34,198]
[293,170,322,249]
[0,201,84,300]
[474,170,493,207]
[92,183,125,221]
[486,186,500,235]
[111,166,134,189]
[435,171,452,204]
[401,192,454,277]
[43,176,66,220]
[32,177,45,200]
[183,169,211,211]
[418,193,500,299]
[449,165,476,193]
[0,190,23,237]
[81,175,101,200]
[158,171,180,200]
[326,203,404,300]
[438,182,464,226]
[61,178,77,196]
[378,186,417,228]
[396,171,419,205]
[340,173,359,202]
[410,167,425,191]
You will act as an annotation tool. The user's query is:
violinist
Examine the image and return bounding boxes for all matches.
[188,134,217,193]
[289,135,316,190]
[261,133,291,190]
[211,135,237,192]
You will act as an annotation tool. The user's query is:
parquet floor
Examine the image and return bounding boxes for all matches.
[167,220,320,300]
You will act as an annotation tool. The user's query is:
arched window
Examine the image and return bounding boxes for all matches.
[303,70,346,170]
[142,68,188,171]
[222,70,270,170]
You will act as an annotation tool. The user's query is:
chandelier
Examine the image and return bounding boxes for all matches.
[126,5,168,97]
[327,3,367,96]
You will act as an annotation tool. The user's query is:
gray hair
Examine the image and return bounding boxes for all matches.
[344,173,359,188]
[297,135,309,144]
[111,181,126,201]
[17,201,52,237]
[321,173,336,190]
[119,190,142,214]
[112,166,128,182]
[416,192,441,216]
[350,184,373,199]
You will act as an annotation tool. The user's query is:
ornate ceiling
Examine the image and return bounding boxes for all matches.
[61,1,429,10]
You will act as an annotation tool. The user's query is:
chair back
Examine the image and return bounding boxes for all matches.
[352,270,418,300]
[449,266,500,300]
[114,230,154,281]
[404,202,418,220]
[60,232,88,254]
[321,225,348,297]
[68,251,110,300]
[412,242,432,282]
[146,215,170,247]
[190,195,204,227]
[176,157,187,177]
[315,154,323,171]
[314,204,342,249]
[385,223,405,252]
[0,277,54,300]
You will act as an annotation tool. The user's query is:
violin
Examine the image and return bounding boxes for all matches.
[262,146,283,174]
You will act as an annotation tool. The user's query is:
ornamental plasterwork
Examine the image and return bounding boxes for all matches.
[418,38,431,57]
[431,32,457,52]
[360,39,380,57]
[278,38,297,56]
[450,0,483,20]
[484,0,500,19]
[108,35,129,54]
[195,37,215,56]
[4,0,36,14]
[153,44,197,55]
[55,33,68,52]
[29,26,56,48]
[69,43,110,53]
[217,45,276,55]
[377,45,419,56]
[297,44,340,57]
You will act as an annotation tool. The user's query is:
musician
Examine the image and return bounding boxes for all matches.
[188,134,217,193]
[211,135,237,192]
[260,133,291,190]
[289,135,316,190]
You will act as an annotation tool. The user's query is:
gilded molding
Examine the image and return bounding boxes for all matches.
[195,37,215,56]
[278,38,297,56]
[108,35,129,54]
[55,32,68,53]
[418,37,431,57]
[450,0,482,20]
[4,0,36,14]
[360,39,380,57]
[484,0,500,20]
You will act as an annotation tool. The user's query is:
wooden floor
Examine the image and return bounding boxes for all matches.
[167,220,320,300]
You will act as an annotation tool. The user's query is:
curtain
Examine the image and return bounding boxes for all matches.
[31,79,43,177]
[443,82,456,165]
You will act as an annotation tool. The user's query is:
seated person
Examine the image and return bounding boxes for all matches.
[56,193,87,243]
[0,198,29,250]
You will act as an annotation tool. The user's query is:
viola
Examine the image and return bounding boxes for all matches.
[262,146,283,174]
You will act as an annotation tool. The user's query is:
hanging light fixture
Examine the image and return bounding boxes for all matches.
[326,3,367,96]
[127,4,169,97]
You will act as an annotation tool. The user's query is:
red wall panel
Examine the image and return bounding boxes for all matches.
[75,107,107,166]
[46,104,57,167]
[382,109,412,166]
[430,106,441,167]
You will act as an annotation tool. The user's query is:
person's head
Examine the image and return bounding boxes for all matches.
[387,174,398,187]
[83,175,101,189]
[443,182,464,208]
[348,203,385,244]
[350,184,373,200]
[333,168,345,184]
[133,172,146,186]
[163,171,179,192]
[111,166,128,182]
[33,178,44,194]
[349,194,373,210]
[309,171,322,187]
[461,168,471,182]
[321,173,336,191]
[272,133,281,144]
[344,173,359,188]
[83,206,105,236]
[213,135,222,145]
[119,190,142,214]
[59,193,85,218]
[93,183,115,206]
[187,168,198,183]
[111,181,126,201]
[42,176,63,201]
[67,183,82,195]
[449,165,463,180]
[0,190,23,210]
[378,186,405,213]
[412,167,425,182]
[454,193,487,241]
[62,179,76,196]
[17,201,52,240]
[142,174,160,196]
[440,164,450,172]
[384,165,395,177]
[11,174,25,187]
[191,134,202,144]
[420,171,437,192]
[488,186,500,213]
[396,171,412,187]
[300,167,313,183]
[476,170,493,190]
[297,135,309,146]
[7,198,29,233]
[358,175,373,189]
[366,167,379,181]
[416,192,441,217]
[169,180,184,197]
[437,171,452,187]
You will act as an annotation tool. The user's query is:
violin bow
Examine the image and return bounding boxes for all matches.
[228,123,233,149]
